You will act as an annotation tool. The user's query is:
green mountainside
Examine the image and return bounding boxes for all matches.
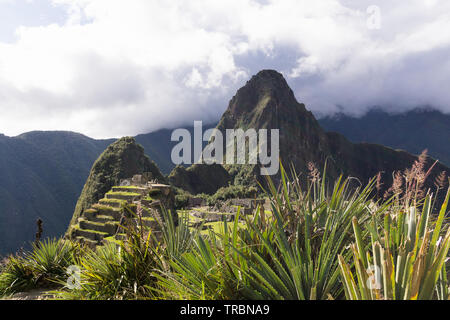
[67,137,166,232]
[0,126,205,255]
[0,132,113,255]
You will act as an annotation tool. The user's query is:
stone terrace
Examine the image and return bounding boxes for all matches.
[69,175,174,248]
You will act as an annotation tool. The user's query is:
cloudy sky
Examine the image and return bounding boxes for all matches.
[0,0,449,138]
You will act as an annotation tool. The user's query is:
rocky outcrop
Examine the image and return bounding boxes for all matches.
[168,164,232,195]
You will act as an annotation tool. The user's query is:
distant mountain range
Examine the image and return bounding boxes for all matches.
[0,126,215,255]
[1,71,449,255]
[135,124,216,175]
[319,108,450,167]
[0,132,112,255]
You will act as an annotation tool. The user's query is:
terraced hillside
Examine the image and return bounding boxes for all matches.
[68,137,168,232]
[68,183,175,248]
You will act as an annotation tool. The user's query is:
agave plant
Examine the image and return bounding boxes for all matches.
[151,205,241,299]
[0,238,77,297]
[26,238,77,285]
[156,164,388,300]
[154,230,242,300]
[0,255,34,296]
[339,188,450,300]
[155,205,198,260]
[58,204,197,300]
[224,164,390,300]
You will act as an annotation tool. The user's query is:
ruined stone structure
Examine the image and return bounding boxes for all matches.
[216,198,266,215]
[187,197,207,208]
[68,174,175,248]
[184,198,268,233]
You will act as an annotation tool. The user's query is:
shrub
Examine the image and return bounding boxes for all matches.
[18,162,448,300]
[0,238,77,297]
[206,185,259,207]
[174,187,191,209]
[66,232,160,299]
[27,239,77,285]
[158,162,449,300]
[56,207,196,300]
[0,255,34,296]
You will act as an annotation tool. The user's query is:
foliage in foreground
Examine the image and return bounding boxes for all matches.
[0,238,77,296]
[55,206,197,300]
[158,165,386,299]
[339,189,450,300]
[1,163,449,300]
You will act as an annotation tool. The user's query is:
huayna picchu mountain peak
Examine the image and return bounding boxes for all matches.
[217,69,315,130]
[213,69,336,187]
[171,70,449,200]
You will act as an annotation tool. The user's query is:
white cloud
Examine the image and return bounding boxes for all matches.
[0,0,449,138]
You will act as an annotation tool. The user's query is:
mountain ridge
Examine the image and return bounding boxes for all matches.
[319,107,450,167]
[0,132,113,255]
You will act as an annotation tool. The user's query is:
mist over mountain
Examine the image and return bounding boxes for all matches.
[2,1,450,139]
